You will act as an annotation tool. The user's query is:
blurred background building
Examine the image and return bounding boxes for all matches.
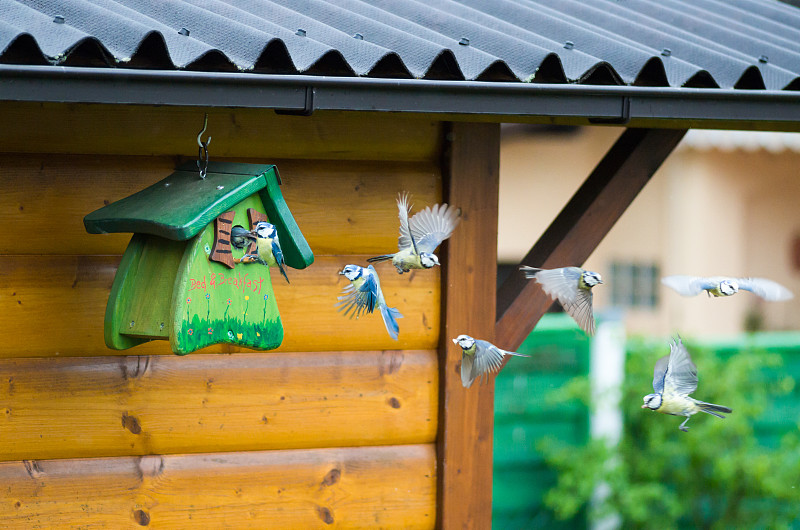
[499,125,800,337]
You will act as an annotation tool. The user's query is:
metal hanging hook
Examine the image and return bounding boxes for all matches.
[197,113,211,179]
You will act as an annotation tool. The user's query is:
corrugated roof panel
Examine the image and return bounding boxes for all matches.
[549,0,780,89]
[0,0,798,90]
[265,0,512,79]
[361,0,566,81]
[619,0,800,89]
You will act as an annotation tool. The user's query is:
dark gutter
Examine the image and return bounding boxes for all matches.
[2,64,800,127]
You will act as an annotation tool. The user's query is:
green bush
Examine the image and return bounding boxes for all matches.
[539,338,800,529]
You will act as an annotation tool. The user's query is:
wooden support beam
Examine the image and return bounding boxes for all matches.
[438,122,500,529]
[496,128,688,349]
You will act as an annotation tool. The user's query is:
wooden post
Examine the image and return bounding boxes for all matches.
[438,122,500,529]
[496,127,688,350]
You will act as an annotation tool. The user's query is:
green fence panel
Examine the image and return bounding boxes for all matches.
[493,313,590,530]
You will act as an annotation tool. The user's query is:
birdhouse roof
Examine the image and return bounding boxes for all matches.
[84,161,279,241]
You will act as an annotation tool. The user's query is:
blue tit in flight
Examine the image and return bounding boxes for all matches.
[662,275,793,301]
[642,337,732,432]
[234,221,290,284]
[452,335,530,388]
[368,192,461,274]
[519,266,603,336]
[337,264,403,340]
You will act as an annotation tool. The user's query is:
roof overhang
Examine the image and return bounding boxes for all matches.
[2,65,800,130]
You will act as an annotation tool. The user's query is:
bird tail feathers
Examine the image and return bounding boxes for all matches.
[278,263,290,284]
[697,400,732,418]
[380,305,403,340]
[367,255,393,263]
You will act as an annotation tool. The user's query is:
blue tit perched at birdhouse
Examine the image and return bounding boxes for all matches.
[337,264,403,340]
[661,275,793,301]
[368,192,461,274]
[519,266,603,336]
[642,337,732,432]
[237,221,289,284]
[452,334,530,388]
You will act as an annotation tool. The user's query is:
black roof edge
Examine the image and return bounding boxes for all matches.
[1,64,799,129]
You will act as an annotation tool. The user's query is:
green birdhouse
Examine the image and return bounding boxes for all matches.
[84,162,313,355]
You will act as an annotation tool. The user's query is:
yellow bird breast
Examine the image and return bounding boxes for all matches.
[256,239,278,266]
[657,393,698,416]
[392,248,422,269]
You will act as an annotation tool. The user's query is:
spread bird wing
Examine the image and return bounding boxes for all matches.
[396,192,416,252]
[336,269,379,318]
[462,340,529,388]
[531,267,582,304]
[664,338,698,396]
[737,277,794,301]
[563,289,596,336]
[652,355,669,393]
[532,267,596,335]
[661,275,716,296]
[474,340,508,380]
[409,203,461,254]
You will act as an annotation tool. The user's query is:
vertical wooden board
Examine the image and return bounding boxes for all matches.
[0,445,437,529]
[0,255,438,357]
[438,122,500,529]
[0,350,438,460]
[208,210,236,268]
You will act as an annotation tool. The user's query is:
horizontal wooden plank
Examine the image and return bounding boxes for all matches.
[270,158,441,256]
[0,255,439,357]
[0,444,436,529]
[0,102,442,161]
[0,153,440,255]
[0,350,437,460]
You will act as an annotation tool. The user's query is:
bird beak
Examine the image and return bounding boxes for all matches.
[338,270,345,275]
[641,405,648,409]
[451,338,458,345]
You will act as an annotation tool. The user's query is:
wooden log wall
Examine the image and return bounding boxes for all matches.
[0,103,443,528]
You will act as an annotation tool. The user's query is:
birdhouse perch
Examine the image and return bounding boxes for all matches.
[84,162,313,354]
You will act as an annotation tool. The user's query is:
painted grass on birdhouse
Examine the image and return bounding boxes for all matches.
[178,314,283,355]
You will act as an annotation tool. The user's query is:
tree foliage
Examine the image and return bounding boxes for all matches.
[539,338,800,529]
